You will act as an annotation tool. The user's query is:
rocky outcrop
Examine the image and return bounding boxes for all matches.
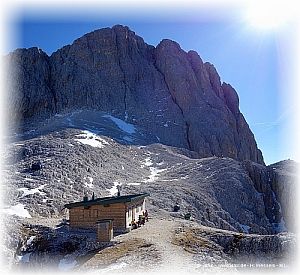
[13,222,105,271]
[5,25,264,164]
[243,160,298,232]
[48,26,188,151]
[268,160,298,232]
[154,40,263,163]
[177,225,296,265]
[4,48,55,124]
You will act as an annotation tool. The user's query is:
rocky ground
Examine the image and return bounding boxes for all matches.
[5,211,295,274]
[1,110,298,273]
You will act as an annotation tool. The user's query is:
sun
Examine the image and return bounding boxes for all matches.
[245,1,293,32]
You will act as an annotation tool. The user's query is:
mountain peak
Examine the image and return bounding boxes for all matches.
[111,24,131,32]
[5,25,264,164]
[157,38,181,49]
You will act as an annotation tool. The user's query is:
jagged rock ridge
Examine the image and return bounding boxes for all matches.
[5,24,264,164]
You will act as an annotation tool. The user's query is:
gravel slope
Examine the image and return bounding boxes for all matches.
[1,111,296,272]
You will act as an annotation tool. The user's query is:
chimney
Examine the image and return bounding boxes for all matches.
[83,194,88,202]
[92,192,95,200]
[117,185,121,197]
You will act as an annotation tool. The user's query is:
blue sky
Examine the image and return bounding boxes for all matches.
[9,6,296,164]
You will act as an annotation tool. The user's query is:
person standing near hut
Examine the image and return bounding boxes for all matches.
[144,210,149,222]
[131,219,138,229]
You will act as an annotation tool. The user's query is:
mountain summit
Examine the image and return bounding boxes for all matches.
[5,24,263,164]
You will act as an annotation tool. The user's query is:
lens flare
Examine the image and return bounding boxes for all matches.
[245,1,294,31]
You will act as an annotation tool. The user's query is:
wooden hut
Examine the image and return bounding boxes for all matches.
[64,193,150,233]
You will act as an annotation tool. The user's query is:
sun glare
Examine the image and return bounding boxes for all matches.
[245,1,293,32]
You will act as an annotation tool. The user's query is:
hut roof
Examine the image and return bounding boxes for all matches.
[64,193,150,209]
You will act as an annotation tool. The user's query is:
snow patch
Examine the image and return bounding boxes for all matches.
[75,130,109,148]
[102,114,136,134]
[84,177,94,188]
[144,167,167,183]
[127,182,141,186]
[2,203,31,218]
[141,157,153,168]
[18,184,47,198]
[84,182,94,188]
[140,157,166,183]
[26,236,36,246]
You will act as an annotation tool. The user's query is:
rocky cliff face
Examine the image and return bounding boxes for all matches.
[242,159,298,233]
[269,160,297,232]
[5,25,264,164]
[4,48,55,123]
